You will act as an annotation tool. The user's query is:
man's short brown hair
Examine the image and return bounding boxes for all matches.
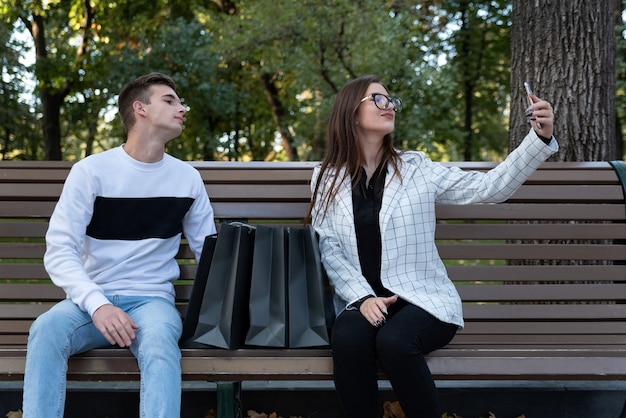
[118,73,177,132]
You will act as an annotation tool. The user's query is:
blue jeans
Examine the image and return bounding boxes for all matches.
[22,296,183,418]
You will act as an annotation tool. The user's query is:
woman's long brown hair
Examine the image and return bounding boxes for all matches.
[306,75,402,224]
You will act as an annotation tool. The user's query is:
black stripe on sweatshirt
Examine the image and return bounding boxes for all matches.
[86,196,194,240]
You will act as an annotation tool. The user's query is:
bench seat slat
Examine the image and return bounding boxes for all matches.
[2,348,626,381]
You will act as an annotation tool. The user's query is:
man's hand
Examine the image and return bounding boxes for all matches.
[92,304,139,347]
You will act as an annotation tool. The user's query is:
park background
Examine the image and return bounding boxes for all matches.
[1,0,625,164]
[1,1,626,417]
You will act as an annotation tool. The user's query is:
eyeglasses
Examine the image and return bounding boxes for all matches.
[360,93,403,113]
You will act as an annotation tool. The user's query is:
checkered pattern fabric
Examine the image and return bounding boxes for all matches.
[311,130,557,328]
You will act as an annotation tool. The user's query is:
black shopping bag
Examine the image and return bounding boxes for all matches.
[192,222,255,349]
[245,225,288,347]
[287,225,330,348]
[179,234,218,347]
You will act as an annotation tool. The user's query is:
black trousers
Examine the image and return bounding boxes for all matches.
[331,299,457,418]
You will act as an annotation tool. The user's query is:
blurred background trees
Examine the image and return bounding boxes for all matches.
[1,0,624,162]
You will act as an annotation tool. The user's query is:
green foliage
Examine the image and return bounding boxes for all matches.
[0,19,42,160]
[2,0,622,161]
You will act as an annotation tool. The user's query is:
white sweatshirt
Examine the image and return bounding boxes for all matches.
[44,145,217,317]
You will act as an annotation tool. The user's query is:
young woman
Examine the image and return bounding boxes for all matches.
[309,75,557,417]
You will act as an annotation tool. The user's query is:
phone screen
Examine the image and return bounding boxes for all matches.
[523,82,534,106]
[523,82,542,129]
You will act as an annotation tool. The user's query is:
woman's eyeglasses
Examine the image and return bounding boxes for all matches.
[360,93,403,113]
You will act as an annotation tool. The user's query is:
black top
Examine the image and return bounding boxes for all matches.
[352,162,393,298]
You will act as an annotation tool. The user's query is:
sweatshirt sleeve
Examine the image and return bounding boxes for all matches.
[182,169,217,262]
[43,163,111,316]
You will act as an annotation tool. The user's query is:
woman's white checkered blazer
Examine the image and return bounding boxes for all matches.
[311,130,557,328]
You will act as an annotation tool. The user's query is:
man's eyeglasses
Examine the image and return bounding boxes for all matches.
[360,93,403,113]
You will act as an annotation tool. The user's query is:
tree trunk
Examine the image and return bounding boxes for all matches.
[510,0,617,161]
[25,0,93,160]
[615,0,625,159]
[458,0,476,162]
[258,72,297,161]
[40,89,63,161]
[508,1,619,287]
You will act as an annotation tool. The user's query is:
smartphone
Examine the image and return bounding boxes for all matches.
[524,82,542,129]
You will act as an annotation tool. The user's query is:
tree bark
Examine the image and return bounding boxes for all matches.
[258,72,297,161]
[510,0,617,161]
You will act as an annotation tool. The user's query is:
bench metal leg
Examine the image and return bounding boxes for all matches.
[216,381,242,418]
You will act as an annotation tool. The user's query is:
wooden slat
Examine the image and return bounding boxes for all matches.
[462,303,626,320]
[0,202,57,218]
[0,320,36,334]
[0,264,197,281]
[0,184,65,199]
[509,185,623,202]
[435,223,626,240]
[525,170,621,184]
[0,264,48,280]
[0,336,28,345]
[204,184,311,201]
[2,347,625,381]
[0,304,56,319]
[0,222,49,238]
[460,321,626,334]
[449,335,626,346]
[436,203,626,220]
[457,283,626,302]
[0,243,46,259]
[211,201,310,220]
[438,243,626,260]
[0,283,65,301]
[446,265,626,282]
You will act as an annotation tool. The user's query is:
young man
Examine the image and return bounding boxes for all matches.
[22,72,217,417]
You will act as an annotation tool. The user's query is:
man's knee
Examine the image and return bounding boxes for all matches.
[28,306,70,346]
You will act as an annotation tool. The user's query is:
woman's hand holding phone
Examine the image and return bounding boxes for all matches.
[524,82,554,140]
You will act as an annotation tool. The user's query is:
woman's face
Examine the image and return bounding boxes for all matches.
[356,83,397,138]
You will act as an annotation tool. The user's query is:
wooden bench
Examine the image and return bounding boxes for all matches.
[1,160,626,417]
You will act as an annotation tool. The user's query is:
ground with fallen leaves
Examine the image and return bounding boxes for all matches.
[199,402,528,418]
[6,403,528,418]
